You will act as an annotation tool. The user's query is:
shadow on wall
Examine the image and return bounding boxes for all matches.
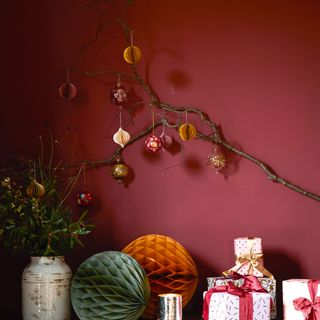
[264,249,303,319]
[183,255,220,317]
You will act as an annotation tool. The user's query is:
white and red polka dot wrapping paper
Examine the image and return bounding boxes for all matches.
[233,237,264,277]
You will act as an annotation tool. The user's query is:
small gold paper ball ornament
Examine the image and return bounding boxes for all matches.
[207,144,227,171]
[26,179,45,198]
[111,159,129,183]
[179,123,196,141]
[123,45,142,64]
[113,127,130,148]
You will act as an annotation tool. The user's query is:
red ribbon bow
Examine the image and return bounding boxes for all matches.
[293,280,320,320]
[202,274,267,320]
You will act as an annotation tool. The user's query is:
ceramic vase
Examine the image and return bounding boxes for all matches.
[22,256,72,320]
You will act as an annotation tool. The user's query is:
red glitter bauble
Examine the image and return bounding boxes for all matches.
[111,85,128,105]
[76,191,94,207]
[145,135,163,152]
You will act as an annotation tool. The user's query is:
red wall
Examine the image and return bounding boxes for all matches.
[2,0,320,318]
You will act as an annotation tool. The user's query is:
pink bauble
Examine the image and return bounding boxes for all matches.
[76,191,94,207]
[145,135,163,152]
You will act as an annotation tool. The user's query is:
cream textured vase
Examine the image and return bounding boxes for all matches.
[22,256,72,320]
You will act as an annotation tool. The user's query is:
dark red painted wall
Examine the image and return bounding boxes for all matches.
[1,0,320,318]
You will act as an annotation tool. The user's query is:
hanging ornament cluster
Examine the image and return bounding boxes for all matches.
[26,179,46,198]
[58,68,77,101]
[76,164,94,207]
[179,111,197,141]
[111,76,131,148]
[207,144,227,172]
[111,157,129,183]
[123,31,142,65]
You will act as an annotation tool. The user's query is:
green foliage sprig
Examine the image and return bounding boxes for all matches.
[0,150,94,256]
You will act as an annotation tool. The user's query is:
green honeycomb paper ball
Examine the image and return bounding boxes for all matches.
[71,251,150,320]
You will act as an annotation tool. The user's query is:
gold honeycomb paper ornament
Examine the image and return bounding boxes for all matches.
[122,234,198,319]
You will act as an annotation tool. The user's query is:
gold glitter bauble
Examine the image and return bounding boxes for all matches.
[111,163,129,183]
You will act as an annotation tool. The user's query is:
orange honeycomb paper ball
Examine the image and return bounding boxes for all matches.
[122,234,198,319]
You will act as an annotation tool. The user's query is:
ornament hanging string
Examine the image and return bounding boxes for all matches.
[82,162,87,190]
[130,30,135,64]
[66,67,70,83]
[152,105,155,134]
[119,106,123,128]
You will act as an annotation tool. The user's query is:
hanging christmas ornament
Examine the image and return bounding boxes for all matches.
[111,76,128,105]
[160,121,173,149]
[179,111,197,141]
[111,157,129,183]
[123,31,142,64]
[145,107,163,152]
[76,164,94,207]
[113,109,130,148]
[113,127,130,148]
[145,135,163,152]
[76,191,94,207]
[58,68,77,100]
[26,179,45,198]
[207,144,227,172]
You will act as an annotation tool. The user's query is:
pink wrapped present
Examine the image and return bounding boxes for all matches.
[223,237,273,278]
[283,279,320,320]
[203,275,271,320]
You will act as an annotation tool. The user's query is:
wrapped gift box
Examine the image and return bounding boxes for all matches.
[233,237,264,277]
[283,279,320,320]
[207,276,277,319]
[203,289,271,320]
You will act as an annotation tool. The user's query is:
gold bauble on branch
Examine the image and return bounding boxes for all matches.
[179,123,197,141]
[26,179,46,198]
[123,45,142,64]
[111,158,129,183]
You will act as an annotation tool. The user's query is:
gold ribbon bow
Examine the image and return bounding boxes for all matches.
[222,240,274,279]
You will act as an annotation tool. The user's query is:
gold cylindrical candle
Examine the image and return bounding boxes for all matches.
[158,293,182,320]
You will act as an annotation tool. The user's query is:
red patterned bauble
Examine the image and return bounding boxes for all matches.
[76,191,94,207]
[111,82,127,105]
[145,135,163,152]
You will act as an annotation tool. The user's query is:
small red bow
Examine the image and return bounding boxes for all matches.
[202,274,267,320]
